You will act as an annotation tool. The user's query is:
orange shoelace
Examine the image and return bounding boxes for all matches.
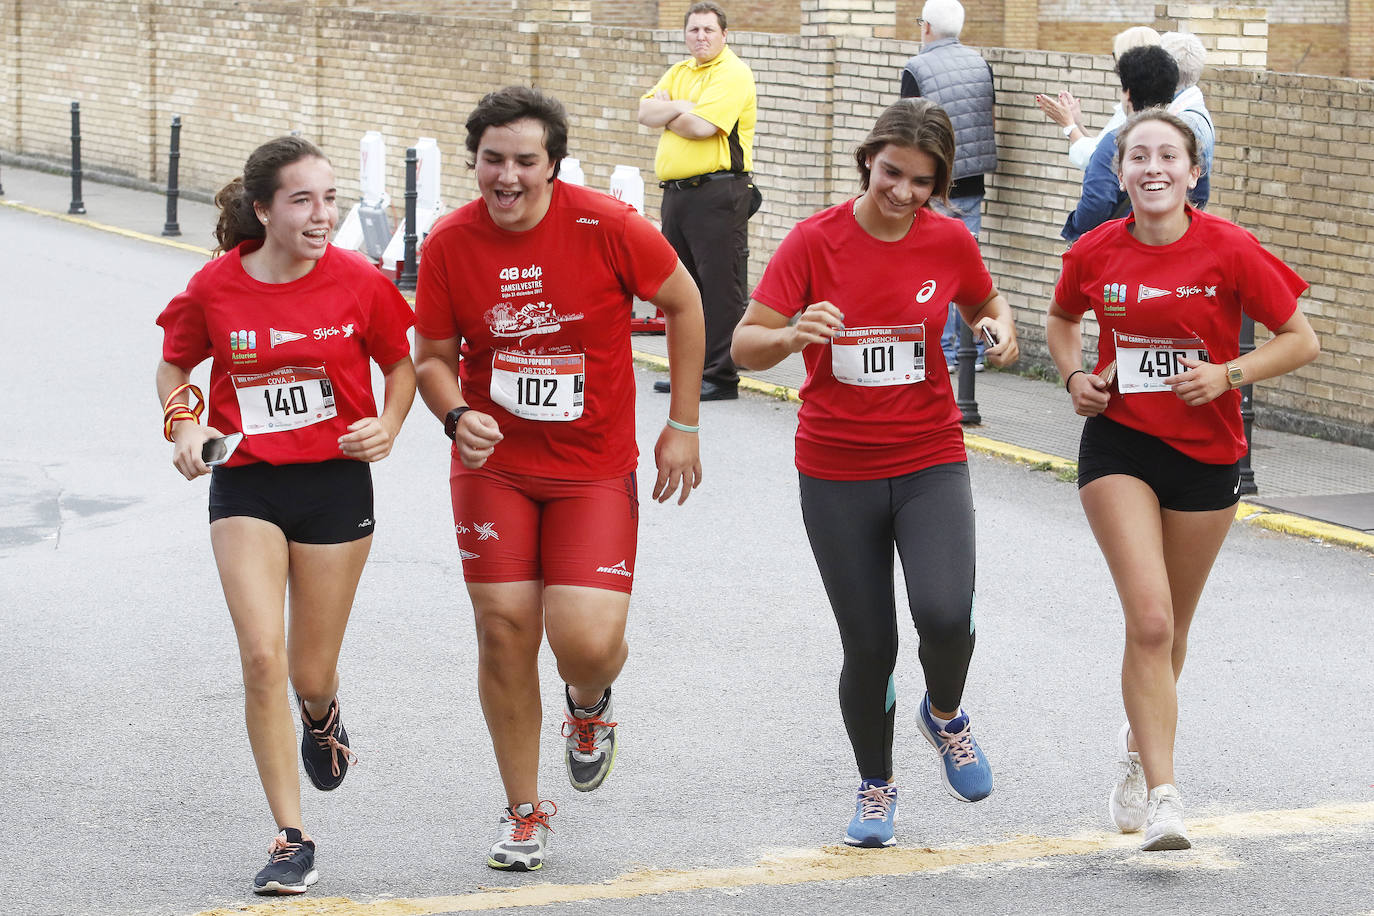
[508,800,557,842]
[561,711,618,755]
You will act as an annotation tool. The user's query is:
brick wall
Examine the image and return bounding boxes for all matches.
[0,0,15,154]
[1271,24,1349,76]
[3,3,1371,437]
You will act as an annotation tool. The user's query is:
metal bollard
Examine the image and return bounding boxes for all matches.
[1,156,5,196]
[162,116,182,237]
[955,319,982,425]
[68,101,86,215]
[1237,314,1258,494]
[397,147,418,291]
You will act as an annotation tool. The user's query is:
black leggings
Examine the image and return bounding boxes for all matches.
[799,463,977,780]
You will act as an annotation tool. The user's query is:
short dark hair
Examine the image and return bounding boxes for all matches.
[854,98,955,209]
[1116,45,1179,111]
[684,1,726,30]
[464,86,568,180]
[213,135,327,254]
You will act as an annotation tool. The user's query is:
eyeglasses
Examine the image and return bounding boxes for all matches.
[916,17,925,25]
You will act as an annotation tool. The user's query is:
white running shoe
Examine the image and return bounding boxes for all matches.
[1140,784,1191,851]
[487,801,557,871]
[562,687,617,792]
[1108,722,1148,833]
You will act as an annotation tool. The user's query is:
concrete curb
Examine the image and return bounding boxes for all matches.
[5,195,1365,555]
[632,351,1374,554]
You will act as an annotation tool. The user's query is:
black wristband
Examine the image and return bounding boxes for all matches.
[1064,369,1087,392]
[444,406,473,441]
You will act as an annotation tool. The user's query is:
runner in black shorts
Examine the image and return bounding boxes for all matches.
[155,136,415,895]
[1047,109,1318,851]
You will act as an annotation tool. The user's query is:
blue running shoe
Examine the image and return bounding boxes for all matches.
[916,693,992,802]
[844,778,898,847]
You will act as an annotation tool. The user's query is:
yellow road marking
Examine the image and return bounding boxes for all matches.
[0,198,213,256]
[188,802,1374,915]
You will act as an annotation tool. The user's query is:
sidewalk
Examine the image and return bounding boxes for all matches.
[3,161,1372,551]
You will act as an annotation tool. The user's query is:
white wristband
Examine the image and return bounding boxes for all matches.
[1062,124,1078,138]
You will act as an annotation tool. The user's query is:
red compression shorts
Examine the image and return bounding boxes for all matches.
[449,461,640,593]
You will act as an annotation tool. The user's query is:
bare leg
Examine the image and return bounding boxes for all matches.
[211,517,298,829]
[468,580,545,808]
[544,584,631,708]
[286,537,373,719]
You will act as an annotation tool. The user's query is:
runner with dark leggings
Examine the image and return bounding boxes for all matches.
[800,464,976,781]
[732,98,1018,848]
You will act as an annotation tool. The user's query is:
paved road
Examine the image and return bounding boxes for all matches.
[2,206,1373,915]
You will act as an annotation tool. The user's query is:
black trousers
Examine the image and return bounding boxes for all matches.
[660,176,752,387]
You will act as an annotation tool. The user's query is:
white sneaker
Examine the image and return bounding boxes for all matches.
[487,801,556,870]
[1140,784,1191,851]
[1108,722,1147,833]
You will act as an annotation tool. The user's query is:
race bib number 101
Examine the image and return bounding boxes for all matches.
[1114,331,1209,394]
[831,325,925,387]
[490,351,586,421]
[232,366,337,435]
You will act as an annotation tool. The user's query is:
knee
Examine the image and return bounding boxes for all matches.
[1124,607,1174,654]
[554,631,627,682]
[239,642,288,696]
[474,611,540,664]
[912,602,973,651]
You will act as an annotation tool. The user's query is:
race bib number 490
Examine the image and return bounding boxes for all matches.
[490,351,585,421]
[1114,331,1209,394]
[831,325,925,387]
[232,366,337,435]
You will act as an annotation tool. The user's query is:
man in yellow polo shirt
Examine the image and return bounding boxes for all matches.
[639,1,757,401]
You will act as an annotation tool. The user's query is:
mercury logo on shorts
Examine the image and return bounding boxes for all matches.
[596,560,633,578]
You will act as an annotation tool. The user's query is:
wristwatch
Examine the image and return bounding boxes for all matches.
[444,405,473,441]
[1062,124,1078,137]
[1226,362,1245,389]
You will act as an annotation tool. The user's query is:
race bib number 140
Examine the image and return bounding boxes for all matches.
[232,366,337,435]
[1114,331,1209,394]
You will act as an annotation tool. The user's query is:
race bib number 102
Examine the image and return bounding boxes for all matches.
[231,366,337,435]
[1114,331,1209,394]
[490,351,586,421]
[831,325,925,387]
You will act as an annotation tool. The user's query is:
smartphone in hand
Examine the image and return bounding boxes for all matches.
[981,325,1000,348]
[202,433,244,466]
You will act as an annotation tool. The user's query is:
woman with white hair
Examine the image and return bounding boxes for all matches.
[1036,25,1160,170]
[1161,30,1214,207]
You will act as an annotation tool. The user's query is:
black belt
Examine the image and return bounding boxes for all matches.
[659,170,750,191]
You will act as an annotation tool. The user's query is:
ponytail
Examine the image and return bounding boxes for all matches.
[212,176,264,254]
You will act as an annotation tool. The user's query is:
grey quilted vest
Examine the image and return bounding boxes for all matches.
[901,38,997,180]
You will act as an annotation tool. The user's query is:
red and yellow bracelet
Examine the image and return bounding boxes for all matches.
[162,383,205,442]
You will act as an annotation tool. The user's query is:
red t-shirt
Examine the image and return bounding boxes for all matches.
[751,201,994,480]
[1055,209,1307,464]
[415,181,678,479]
[157,243,415,467]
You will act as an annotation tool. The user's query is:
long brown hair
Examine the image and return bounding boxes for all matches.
[213,135,328,254]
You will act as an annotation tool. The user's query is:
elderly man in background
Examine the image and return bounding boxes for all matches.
[900,0,997,372]
[1161,30,1214,208]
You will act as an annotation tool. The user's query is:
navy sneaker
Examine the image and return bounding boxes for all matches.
[299,696,357,791]
[844,778,898,847]
[252,827,318,895]
[916,693,992,802]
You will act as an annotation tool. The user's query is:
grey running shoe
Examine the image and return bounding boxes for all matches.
[252,828,318,895]
[299,696,357,791]
[1109,722,1148,833]
[1141,783,1191,851]
[562,687,617,792]
[487,801,556,871]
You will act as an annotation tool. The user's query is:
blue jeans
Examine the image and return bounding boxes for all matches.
[937,193,985,365]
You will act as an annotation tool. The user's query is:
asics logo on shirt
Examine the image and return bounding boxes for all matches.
[915,280,938,303]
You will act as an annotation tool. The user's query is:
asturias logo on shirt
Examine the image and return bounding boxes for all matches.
[230,329,258,363]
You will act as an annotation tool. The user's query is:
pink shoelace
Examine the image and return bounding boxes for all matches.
[856,783,896,822]
[933,722,979,768]
[305,702,358,777]
[267,831,312,861]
